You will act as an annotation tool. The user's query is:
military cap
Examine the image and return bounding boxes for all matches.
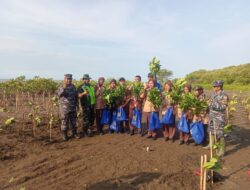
[212,80,224,87]
[64,74,72,79]
[82,74,91,80]
[147,73,154,78]
[194,85,203,91]
[119,77,126,82]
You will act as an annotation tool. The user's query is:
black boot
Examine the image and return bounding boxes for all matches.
[130,129,134,136]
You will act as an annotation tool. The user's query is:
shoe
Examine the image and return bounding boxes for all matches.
[179,140,184,145]
[146,135,152,139]
[170,138,174,143]
[165,137,169,142]
[153,136,157,140]
[203,145,211,149]
[130,131,134,136]
[73,133,80,139]
[87,129,92,137]
[99,131,104,136]
[62,131,68,141]
[185,141,189,145]
[72,129,80,139]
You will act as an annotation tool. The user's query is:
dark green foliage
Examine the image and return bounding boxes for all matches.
[179,93,208,114]
[131,82,144,99]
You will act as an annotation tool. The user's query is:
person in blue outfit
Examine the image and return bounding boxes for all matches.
[161,80,176,143]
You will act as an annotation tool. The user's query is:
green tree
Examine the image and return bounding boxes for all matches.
[156,69,173,84]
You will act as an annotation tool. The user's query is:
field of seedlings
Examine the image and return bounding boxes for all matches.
[0,77,250,190]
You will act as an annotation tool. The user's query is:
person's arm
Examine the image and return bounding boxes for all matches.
[95,85,102,97]
[78,87,88,98]
[58,86,68,97]
[140,83,148,99]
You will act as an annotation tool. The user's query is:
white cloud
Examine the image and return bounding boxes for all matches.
[0,0,136,42]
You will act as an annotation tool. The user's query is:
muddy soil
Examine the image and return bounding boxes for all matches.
[0,94,249,190]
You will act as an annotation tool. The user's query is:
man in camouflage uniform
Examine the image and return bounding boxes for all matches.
[208,80,229,156]
[58,74,79,141]
[78,74,96,137]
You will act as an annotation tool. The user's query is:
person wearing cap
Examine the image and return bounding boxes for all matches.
[78,74,96,137]
[118,77,130,133]
[194,86,206,101]
[58,74,79,141]
[194,85,209,146]
[207,80,229,156]
[95,77,105,135]
[146,73,162,91]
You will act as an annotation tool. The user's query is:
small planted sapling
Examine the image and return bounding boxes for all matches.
[48,96,59,141]
[28,101,42,137]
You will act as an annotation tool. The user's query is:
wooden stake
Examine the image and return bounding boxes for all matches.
[49,123,52,142]
[209,131,214,185]
[200,155,204,190]
[203,154,207,190]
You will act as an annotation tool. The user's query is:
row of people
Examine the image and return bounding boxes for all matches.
[58,73,228,155]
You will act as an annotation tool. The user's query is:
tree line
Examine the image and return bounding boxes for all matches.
[185,63,250,85]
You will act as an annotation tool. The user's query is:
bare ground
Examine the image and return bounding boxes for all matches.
[0,102,249,190]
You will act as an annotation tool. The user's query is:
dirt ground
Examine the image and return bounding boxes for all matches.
[0,96,250,190]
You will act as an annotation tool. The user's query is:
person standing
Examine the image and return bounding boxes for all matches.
[118,77,130,133]
[161,80,176,142]
[95,77,105,135]
[58,74,79,141]
[208,80,229,156]
[107,79,118,133]
[78,74,96,137]
[194,85,208,146]
[129,75,144,136]
[141,79,160,140]
[178,83,193,145]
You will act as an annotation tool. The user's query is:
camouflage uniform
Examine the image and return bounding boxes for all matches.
[58,84,78,133]
[208,90,228,138]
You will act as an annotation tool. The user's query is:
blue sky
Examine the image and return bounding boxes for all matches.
[0,0,250,81]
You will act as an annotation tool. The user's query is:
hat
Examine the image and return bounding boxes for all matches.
[82,74,91,80]
[64,74,72,79]
[119,77,126,82]
[148,73,154,78]
[194,85,203,91]
[212,80,224,87]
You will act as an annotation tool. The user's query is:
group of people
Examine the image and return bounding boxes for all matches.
[58,73,228,155]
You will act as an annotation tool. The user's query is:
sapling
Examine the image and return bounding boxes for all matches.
[48,96,59,141]
[28,101,42,137]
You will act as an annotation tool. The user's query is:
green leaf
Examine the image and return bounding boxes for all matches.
[5,117,15,126]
